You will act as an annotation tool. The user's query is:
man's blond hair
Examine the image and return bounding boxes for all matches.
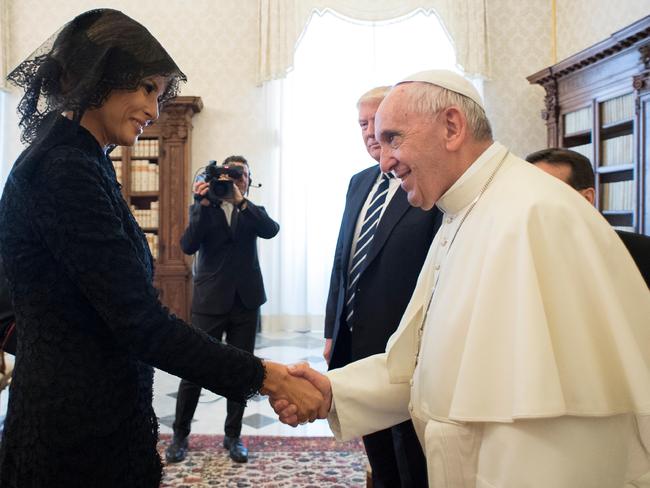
[356,86,391,108]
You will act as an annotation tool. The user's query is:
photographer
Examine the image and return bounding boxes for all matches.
[166,155,279,464]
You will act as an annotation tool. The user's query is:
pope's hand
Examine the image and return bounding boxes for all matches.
[259,360,324,425]
[269,362,332,426]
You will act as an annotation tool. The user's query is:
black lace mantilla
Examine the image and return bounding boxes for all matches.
[7,9,186,145]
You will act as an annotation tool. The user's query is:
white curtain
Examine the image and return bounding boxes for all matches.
[0,0,8,90]
[258,10,462,332]
[257,0,489,85]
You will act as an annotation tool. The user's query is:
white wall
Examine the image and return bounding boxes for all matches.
[484,0,552,158]
[557,1,650,61]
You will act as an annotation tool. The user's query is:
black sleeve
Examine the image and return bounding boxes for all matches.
[31,152,264,402]
[180,202,212,255]
[239,200,280,239]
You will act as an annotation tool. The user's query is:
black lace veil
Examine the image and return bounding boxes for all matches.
[6,9,186,144]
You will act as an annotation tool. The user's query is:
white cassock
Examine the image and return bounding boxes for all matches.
[327,142,650,487]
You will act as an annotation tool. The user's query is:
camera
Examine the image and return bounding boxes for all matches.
[203,161,244,202]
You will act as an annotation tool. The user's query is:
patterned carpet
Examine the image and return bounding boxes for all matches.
[158,434,368,487]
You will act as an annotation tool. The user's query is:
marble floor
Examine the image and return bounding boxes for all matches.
[1,330,334,438]
[154,330,334,437]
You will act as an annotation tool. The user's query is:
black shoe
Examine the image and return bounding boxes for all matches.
[165,435,188,464]
[223,435,248,463]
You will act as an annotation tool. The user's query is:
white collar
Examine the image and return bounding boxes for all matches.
[436,142,506,215]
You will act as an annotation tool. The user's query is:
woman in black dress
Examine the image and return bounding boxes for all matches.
[0,9,320,487]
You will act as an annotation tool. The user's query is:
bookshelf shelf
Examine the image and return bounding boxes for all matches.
[528,15,650,235]
[563,129,592,139]
[597,164,634,174]
[603,210,634,215]
[601,119,633,133]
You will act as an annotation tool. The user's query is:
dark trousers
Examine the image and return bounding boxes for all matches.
[172,296,259,439]
[363,420,428,488]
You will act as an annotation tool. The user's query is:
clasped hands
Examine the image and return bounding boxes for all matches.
[260,361,332,426]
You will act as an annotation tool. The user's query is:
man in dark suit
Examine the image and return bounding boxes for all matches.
[324,87,441,487]
[526,148,649,287]
[165,155,279,464]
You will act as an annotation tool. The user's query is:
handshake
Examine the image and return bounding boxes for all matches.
[261,361,332,426]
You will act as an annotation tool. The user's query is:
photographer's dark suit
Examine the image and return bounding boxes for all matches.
[172,198,279,441]
[326,165,441,487]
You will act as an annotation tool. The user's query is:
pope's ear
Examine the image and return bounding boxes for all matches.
[443,106,467,152]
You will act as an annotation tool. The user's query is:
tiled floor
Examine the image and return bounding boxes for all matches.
[153,330,334,437]
[1,330,334,438]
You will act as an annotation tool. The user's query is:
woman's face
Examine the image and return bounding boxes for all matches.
[81,75,168,148]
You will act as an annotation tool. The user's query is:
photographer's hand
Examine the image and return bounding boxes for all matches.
[193,181,211,207]
[231,183,246,209]
[220,177,247,209]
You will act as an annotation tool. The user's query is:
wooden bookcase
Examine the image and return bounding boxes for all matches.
[528,16,650,235]
[110,96,203,320]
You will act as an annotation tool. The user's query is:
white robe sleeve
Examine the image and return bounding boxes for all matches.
[326,352,411,441]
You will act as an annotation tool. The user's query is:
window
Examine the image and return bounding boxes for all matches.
[266,9,476,326]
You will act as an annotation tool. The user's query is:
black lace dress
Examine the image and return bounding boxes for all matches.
[0,117,265,487]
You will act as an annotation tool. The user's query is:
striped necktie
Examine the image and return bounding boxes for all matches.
[345,173,393,331]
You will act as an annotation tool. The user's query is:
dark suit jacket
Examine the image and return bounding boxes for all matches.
[616,230,650,287]
[326,165,441,369]
[181,200,279,315]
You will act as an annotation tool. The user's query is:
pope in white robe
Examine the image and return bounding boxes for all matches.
[274,70,650,487]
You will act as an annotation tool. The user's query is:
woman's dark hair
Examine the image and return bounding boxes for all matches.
[7,9,187,144]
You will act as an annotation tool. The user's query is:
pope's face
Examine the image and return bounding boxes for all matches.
[376,85,452,210]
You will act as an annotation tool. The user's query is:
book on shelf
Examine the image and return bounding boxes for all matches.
[110,146,123,158]
[569,143,592,161]
[144,232,159,260]
[108,140,158,160]
[600,134,633,167]
[132,139,159,158]
[130,160,160,192]
[600,93,634,125]
[600,180,635,211]
[130,200,160,229]
[112,160,123,184]
[564,106,592,135]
